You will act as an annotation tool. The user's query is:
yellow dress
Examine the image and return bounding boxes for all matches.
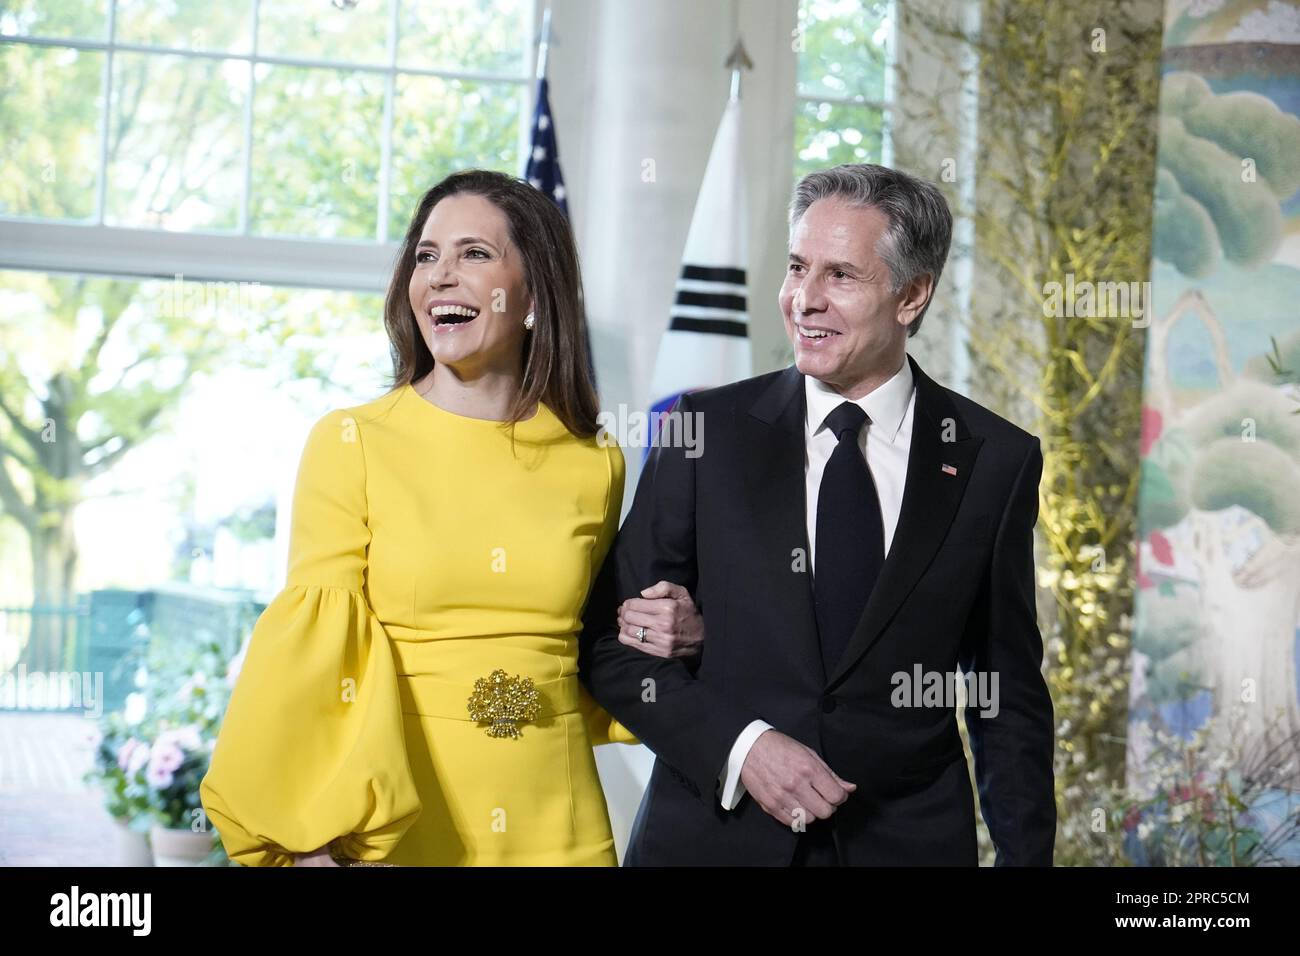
[199,383,636,866]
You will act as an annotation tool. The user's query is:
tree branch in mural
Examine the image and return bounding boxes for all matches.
[1141,70,1300,769]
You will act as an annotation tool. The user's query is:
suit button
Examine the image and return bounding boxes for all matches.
[821,696,837,713]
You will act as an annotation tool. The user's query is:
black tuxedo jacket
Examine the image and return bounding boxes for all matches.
[579,354,1056,865]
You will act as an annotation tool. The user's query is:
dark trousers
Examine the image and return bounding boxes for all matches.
[790,821,839,866]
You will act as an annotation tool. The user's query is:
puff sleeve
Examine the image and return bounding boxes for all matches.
[580,440,640,747]
[200,409,421,866]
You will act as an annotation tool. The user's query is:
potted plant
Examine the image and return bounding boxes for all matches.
[138,638,237,866]
[85,626,244,865]
[83,712,154,866]
[142,722,218,866]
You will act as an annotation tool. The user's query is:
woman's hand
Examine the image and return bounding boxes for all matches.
[617,580,704,658]
[294,843,341,866]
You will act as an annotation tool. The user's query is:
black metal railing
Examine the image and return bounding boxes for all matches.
[0,600,91,711]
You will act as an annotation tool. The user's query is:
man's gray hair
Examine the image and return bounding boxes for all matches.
[788,163,953,337]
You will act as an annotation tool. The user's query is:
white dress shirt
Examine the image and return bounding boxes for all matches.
[715,356,917,809]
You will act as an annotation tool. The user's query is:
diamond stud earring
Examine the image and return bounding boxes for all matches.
[524,313,535,330]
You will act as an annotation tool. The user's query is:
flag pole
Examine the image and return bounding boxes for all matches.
[724,37,752,102]
[536,5,553,81]
[645,36,754,454]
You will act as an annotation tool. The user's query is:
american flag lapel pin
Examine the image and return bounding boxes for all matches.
[941,463,958,476]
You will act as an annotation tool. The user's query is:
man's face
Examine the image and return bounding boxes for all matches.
[778,198,920,394]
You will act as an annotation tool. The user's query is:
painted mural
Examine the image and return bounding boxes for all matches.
[1128,0,1300,863]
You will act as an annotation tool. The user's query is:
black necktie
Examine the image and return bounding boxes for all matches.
[814,401,886,676]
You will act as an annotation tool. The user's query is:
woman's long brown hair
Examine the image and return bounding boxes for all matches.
[383,169,599,438]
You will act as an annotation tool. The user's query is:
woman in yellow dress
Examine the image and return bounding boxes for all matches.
[200,170,686,866]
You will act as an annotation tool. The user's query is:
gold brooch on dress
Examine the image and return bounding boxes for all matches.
[467,669,542,739]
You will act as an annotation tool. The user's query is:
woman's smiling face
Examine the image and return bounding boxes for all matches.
[407,192,533,377]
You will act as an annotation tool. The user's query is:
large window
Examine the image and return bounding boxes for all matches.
[0,1,538,607]
[794,0,893,180]
[0,268,388,600]
[0,0,535,288]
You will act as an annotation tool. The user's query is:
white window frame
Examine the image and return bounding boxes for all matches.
[794,0,895,170]
[0,0,541,292]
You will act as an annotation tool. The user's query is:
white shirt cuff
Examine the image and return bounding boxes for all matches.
[716,719,773,810]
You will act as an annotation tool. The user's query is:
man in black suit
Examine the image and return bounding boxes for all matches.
[581,163,1055,866]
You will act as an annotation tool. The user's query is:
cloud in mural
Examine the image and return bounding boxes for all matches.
[1153,72,1300,276]
[1225,0,1300,43]
[1153,167,1220,277]
[1143,377,1300,539]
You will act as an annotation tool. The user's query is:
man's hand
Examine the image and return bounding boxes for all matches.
[740,729,857,827]
[617,580,704,658]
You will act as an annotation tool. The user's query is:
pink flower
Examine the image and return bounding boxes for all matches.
[146,762,174,789]
[119,737,150,775]
[149,740,185,774]
[130,746,150,774]
[117,738,140,772]
[156,725,202,752]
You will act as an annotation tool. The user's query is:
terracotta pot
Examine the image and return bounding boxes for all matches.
[149,824,212,866]
[113,817,153,867]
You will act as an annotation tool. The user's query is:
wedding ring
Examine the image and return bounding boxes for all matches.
[636,626,647,642]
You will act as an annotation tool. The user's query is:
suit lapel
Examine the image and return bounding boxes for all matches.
[741,366,826,687]
[824,354,984,688]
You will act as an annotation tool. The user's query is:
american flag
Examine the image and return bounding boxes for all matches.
[524,76,567,216]
[525,74,595,387]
